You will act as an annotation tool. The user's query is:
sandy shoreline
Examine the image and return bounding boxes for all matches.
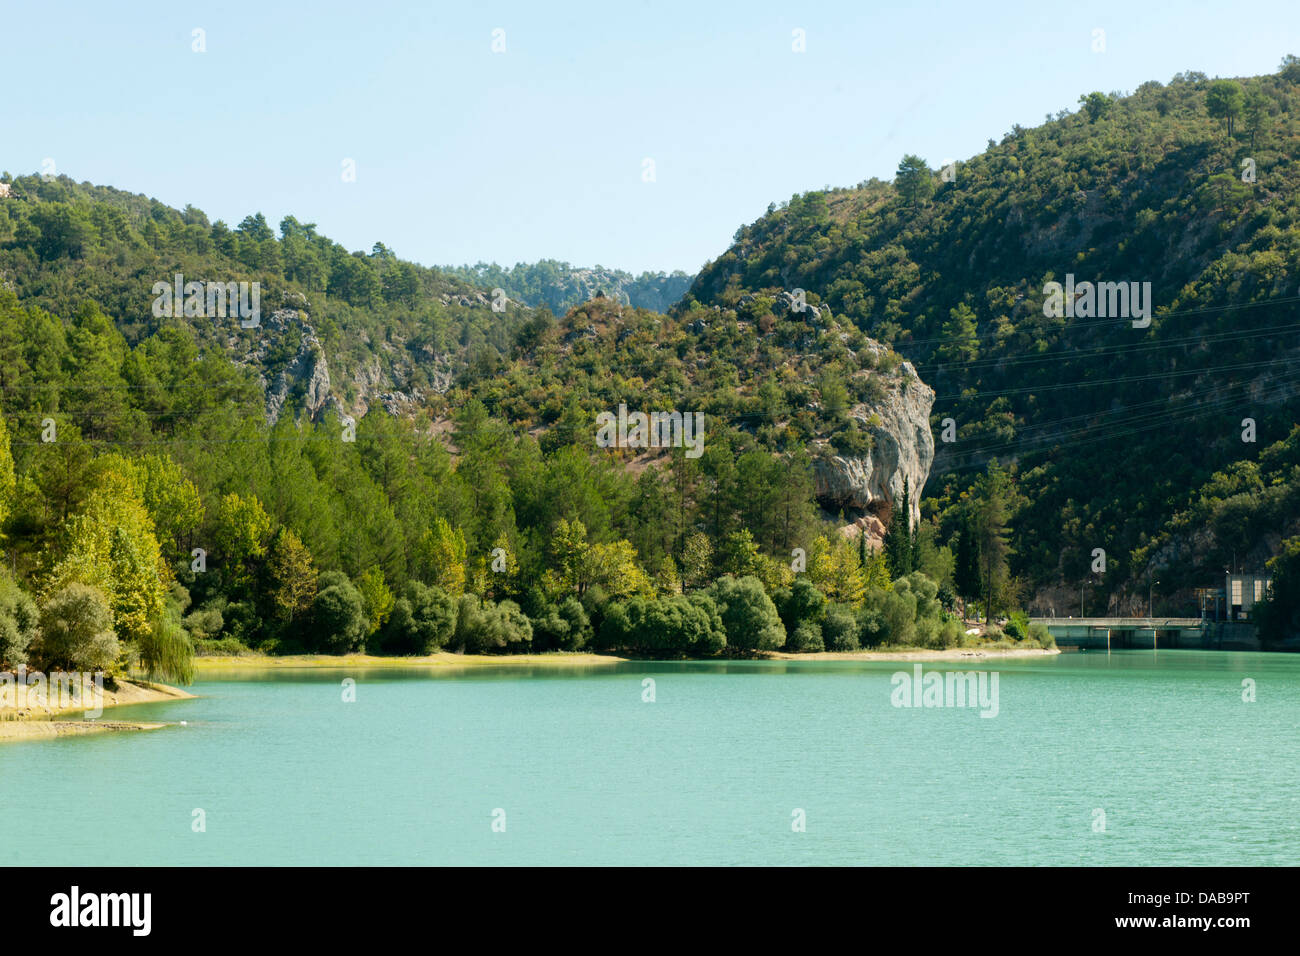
[763,646,1061,662]
[194,645,1059,670]
[0,677,193,743]
[194,651,629,670]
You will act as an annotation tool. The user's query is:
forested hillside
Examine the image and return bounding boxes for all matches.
[5,59,1300,681]
[442,260,694,314]
[0,168,956,678]
[684,60,1300,617]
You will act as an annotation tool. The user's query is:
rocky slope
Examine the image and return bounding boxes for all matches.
[679,64,1300,602]
[0,173,935,548]
[813,358,934,532]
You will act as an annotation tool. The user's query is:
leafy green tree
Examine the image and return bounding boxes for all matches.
[213,492,273,587]
[883,477,916,578]
[1256,537,1300,646]
[139,607,195,683]
[452,594,532,653]
[895,155,935,206]
[1280,54,1300,84]
[380,581,457,654]
[679,531,713,592]
[265,527,318,624]
[787,621,824,652]
[822,603,859,651]
[0,572,39,668]
[0,410,14,532]
[862,546,891,592]
[709,575,785,652]
[527,592,591,651]
[1205,79,1244,136]
[720,528,764,578]
[809,533,866,606]
[936,303,979,365]
[969,461,1021,623]
[773,578,827,633]
[184,601,225,643]
[598,593,725,656]
[1242,88,1271,148]
[417,517,468,596]
[880,587,918,646]
[954,513,982,615]
[130,454,204,555]
[310,571,368,653]
[44,467,167,645]
[818,369,849,419]
[587,539,654,600]
[36,583,119,671]
[356,566,395,635]
[1078,91,1113,123]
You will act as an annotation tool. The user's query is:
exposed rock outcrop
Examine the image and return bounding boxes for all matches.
[813,359,934,530]
[838,513,888,550]
[246,308,340,424]
[739,290,828,324]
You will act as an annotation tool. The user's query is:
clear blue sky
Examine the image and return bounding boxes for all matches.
[2,1,1295,274]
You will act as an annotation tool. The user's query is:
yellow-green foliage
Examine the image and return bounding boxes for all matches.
[42,463,167,645]
[418,517,468,596]
[0,411,15,533]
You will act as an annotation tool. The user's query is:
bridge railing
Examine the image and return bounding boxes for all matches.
[1029,617,1203,628]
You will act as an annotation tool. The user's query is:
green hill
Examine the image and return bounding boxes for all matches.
[5,60,1300,671]
[0,168,934,669]
[683,62,1300,615]
[441,260,694,314]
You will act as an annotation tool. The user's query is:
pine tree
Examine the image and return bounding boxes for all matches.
[883,477,914,578]
[970,461,1018,623]
[954,514,982,619]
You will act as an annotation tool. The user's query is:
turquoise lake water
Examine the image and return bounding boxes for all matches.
[2,650,1296,865]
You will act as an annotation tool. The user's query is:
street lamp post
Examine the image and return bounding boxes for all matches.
[1149,579,1159,618]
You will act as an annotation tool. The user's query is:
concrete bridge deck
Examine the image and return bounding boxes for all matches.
[1030,617,1207,649]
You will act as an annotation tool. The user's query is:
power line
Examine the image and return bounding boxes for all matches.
[929,372,1299,474]
[932,354,1300,402]
[924,318,1300,377]
[887,293,1300,352]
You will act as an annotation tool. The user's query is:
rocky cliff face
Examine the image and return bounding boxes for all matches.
[226,298,464,425]
[812,359,934,533]
[224,290,935,535]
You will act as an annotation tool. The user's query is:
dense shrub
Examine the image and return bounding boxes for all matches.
[528,594,591,651]
[773,579,827,634]
[379,581,457,654]
[822,603,859,651]
[1006,610,1030,642]
[0,573,39,669]
[35,583,119,672]
[599,594,726,656]
[787,621,824,652]
[310,571,369,653]
[452,595,533,653]
[709,575,786,652]
[194,636,252,656]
